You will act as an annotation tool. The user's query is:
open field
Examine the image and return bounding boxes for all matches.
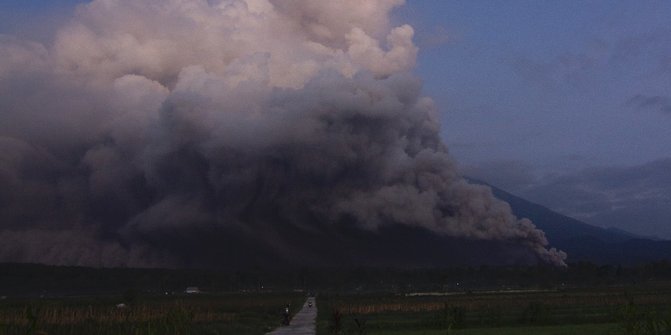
[316,283,671,335]
[363,323,622,335]
[365,323,627,334]
[2,264,671,334]
[0,293,304,335]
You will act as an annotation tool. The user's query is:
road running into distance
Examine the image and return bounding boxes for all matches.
[266,297,317,335]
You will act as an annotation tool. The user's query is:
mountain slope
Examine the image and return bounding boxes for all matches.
[486,183,671,265]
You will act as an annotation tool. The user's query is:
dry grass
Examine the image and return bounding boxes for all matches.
[0,293,303,335]
[333,289,671,315]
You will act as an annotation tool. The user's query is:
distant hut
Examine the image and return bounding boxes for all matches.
[185,287,201,294]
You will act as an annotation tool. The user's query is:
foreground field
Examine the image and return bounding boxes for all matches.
[367,323,621,335]
[3,263,671,335]
[316,284,671,335]
[0,293,303,335]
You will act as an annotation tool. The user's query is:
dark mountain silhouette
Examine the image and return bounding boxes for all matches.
[486,182,671,265]
[305,180,671,267]
[170,220,542,269]
[4,180,667,269]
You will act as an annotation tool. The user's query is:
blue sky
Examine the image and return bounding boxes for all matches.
[393,1,671,238]
[396,1,671,170]
[0,0,84,41]
[2,0,670,238]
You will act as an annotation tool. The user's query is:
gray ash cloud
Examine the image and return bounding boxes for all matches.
[0,0,565,267]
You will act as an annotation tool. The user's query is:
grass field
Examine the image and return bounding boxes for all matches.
[2,278,671,335]
[0,293,303,335]
[366,323,622,335]
[316,284,671,335]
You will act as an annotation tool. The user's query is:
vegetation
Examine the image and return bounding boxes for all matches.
[3,261,671,297]
[316,284,671,335]
[0,293,303,335]
[2,262,671,334]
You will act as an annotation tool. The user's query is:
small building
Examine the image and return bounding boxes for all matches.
[185,287,201,294]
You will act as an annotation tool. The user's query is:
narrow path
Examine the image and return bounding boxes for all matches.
[266,297,317,335]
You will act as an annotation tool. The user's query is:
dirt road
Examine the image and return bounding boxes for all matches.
[266,297,317,335]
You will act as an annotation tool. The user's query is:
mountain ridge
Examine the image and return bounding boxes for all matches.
[481,181,671,265]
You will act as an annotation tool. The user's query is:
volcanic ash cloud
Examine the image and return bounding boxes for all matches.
[0,0,566,267]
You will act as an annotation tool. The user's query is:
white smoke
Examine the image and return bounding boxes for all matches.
[51,0,416,87]
[0,0,566,267]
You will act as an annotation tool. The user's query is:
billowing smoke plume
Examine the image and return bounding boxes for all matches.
[0,0,566,267]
